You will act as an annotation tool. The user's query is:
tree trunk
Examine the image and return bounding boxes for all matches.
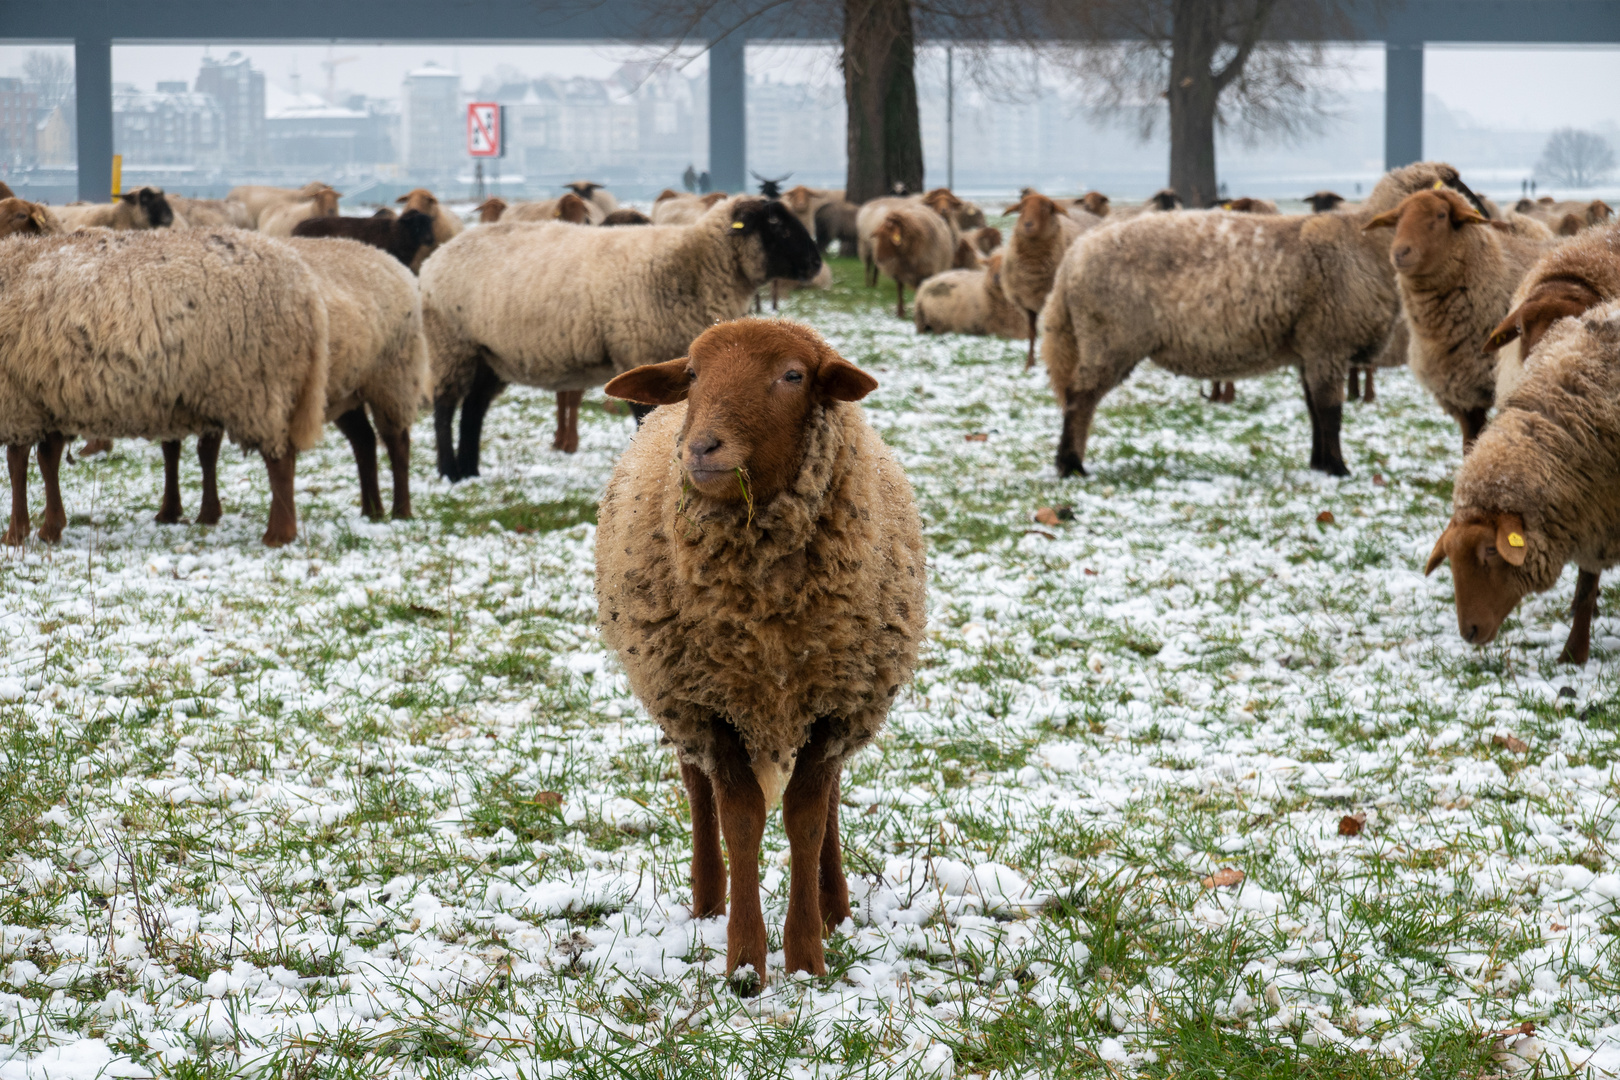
[1167,0,1220,209]
[843,0,923,204]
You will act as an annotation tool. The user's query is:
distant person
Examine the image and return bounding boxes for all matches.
[683,164,697,193]
[698,170,712,194]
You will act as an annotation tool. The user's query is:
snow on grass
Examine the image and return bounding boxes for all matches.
[3,257,1619,1078]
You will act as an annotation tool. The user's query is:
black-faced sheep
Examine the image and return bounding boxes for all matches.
[596,319,926,989]
[0,229,328,547]
[1306,191,1348,213]
[395,187,463,270]
[1040,161,1483,478]
[564,180,618,216]
[1364,187,1559,450]
[55,187,175,231]
[421,196,822,479]
[291,208,438,270]
[1426,298,1620,664]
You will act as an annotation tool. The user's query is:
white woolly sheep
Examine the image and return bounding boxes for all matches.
[167,195,254,229]
[914,253,1030,340]
[260,188,342,237]
[227,181,333,228]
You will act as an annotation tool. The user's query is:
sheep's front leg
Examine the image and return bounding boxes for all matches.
[261,450,298,548]
[197,433,223,526]
[35,434,66,543]
[1299,364,1350,477]
[711,725,768,991]
[5,444,29,546]
[1024,311,1038,371]
[378,425,412,520]
[1561,569,1602,665]
[335,407,383,520]
[156,440,185,524]
[681,762,726,918]
[818,774,851,933]
[782,721,841,975]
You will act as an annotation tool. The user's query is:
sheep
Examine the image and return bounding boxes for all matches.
[973,226,1003,256]
[1000,191,1102,369]
[1486,223,1620,401]
[815,199,860,257]
[395,187,463,270]
[54,187,176,231]
[260,187,342,238]
[473,197,507,223]
[564,180,617,216]
[651,191,728,225]
[1363,187,1560,450]
[1041,161,1485,478]
[1424,299,1620,665]
[227,181,333,228]
[0,228,328,547]
[1217,196,1280,214]
[857,188,963,295]
[0,198,62,239]
[914,253,1030,340]
[595,318,926,989]
[291,208,438,270]
[602,208,653,226]
[1109,188,1184,220]
[872,196,959,319]
[422,196,822,479]
[167,195,253,229]
[505,193,599,225]
[1305,191,1389,400]
[1515,197,1613,234]
[1306,191,1347,213]
[952,200,988,231]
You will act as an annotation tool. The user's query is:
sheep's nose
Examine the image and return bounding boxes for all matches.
[1392,245,1412,267]
[1463,623,1479,643]
[686,432,721,461]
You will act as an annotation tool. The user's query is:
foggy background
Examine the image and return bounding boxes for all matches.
[0,39,1615,206]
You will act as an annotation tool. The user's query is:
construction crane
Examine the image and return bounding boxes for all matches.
[320,54,359,106]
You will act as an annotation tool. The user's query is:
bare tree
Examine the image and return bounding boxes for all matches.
[1538,128,1615,189]
[1035,0,1352,208]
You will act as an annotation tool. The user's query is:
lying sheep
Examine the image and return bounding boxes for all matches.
[291,208,438,270]
[228,181,332,227]
[1306,191,1348,213]
[1515,197,1613,235]
[1487,223,1620,400]
[596,318,926,988]
[260,187,341,237]
[914,254,1030,340]
[1041,161,1482,478]
[167,195,253,229]
[0,229,328,547]
[1001,191,1102,368]
[565,180,617,216]
[0,198,61,239]
[603,208,653,226]
[54,187,175,230]
[422,196,822,478]
[873,196,958,319]
[651,191,728,225]
[1218,196,1280,214]
[1425,299,1620,664]
[1365,187,1559,449]
[506,192,598,225]
[473,197,507,223]
[396,187,463,270]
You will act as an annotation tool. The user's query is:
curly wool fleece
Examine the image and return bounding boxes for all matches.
[595,399,928,806]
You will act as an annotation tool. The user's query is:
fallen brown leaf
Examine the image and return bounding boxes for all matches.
[1202,867,1245,888]
[1551,922,1568,932]
[1023,529,1057,541]
[1372,474,1387,486]
[1488,1021,1535,1040]
[1316,510,1335,525]
[532,791,563,808]
[1083,568,1097,576]
[1338,813,1366,837]
[965,432,988,442]
[1493,733,1529,754]
[1034,507,1062,526]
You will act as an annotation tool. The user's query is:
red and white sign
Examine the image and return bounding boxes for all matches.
[467,103,502,157]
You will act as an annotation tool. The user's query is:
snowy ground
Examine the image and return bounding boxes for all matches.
[3,257,1620,1079]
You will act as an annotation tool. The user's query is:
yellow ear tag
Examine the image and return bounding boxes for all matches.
[1508,532,1525,547]
[1432,180,1444,189]
[731,221,745,229]
[891,230,903,243]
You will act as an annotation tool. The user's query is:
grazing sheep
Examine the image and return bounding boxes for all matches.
[0,229,328,547]
[1041,161,1482,478]
[422,196,822,478]
[260,187,341,238]
[815,199,860,257]
[596,319,926,988]
[54,187,175,231]
[0,198,62,239]
[872,197,958,319]
[1306,191,1348,213]
[651,191,728,225]
[395,187,463,270]
[473,197,507,223]
[167,195,253,229]
[1364,187,1560,450]
[228,181,333,228]
[1001,191,1102,368]
[564,180,618,215]
[1425,299,1620,664]
[602,208,653,226]
[914,254,1030,340]
[1487,223,1620,400]
[291,208,438,270]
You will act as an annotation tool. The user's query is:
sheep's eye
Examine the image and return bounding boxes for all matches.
[686,369,697,383]
[784,371,804,384]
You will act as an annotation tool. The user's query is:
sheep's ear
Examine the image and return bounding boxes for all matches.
[1496,514,1528,567]
[119,191,137,204]
[395,194,408,203]
[28,205,53,232]
[1484,307,1523,351]
[1362,209,1401,230]
[605,358,690,405]
[817,357,878,402]
[1425,527,1451,576]
[1449,200,1488,227]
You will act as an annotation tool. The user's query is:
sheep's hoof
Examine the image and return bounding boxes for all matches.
[1320,461,1351,478]
[1558,643,1591,666]
[154,509,184,525]
[37,522,63,544]
[391,507,412,521]
[3,525,25,547]
[727,966,764,997]
[261,527,295,548]
[197,502,222,526]
[1056,452,1087,479]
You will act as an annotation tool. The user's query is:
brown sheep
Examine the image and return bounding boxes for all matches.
[1486,223,1620,399]
[596,319,926,989]
[474,197,507,223]
[1000,192,1101,369]
[873,202,956,319]
[1426,298,1620,664]
[260,187,341,237]
[0,198,61,239]
[602,208,653,226]
[227,181,332,227]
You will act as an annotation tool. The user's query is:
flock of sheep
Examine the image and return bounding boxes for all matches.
[2,159,1619,990]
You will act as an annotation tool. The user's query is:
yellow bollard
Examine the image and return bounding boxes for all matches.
[110,154,122,199]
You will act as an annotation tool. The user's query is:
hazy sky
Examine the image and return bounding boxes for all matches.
[0,40,1615,130]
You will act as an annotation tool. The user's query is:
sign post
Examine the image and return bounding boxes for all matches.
[468,103,501,202]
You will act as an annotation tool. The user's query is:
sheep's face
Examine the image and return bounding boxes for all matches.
[397,188,437,216]
[0,197,55,238]
[1079,191,1110,216]
[604,320,876,505]
[1011,193,1057,237]
[1149,189,1182,211]
[732,198,821,283]
[1485,279,1602,357]
[1365,188,1496,277]
[1306,191,1345,213]
[475,197,506,223]
[1426,512,1532,645]
[128,187,173,228]
[398,210,437,254]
